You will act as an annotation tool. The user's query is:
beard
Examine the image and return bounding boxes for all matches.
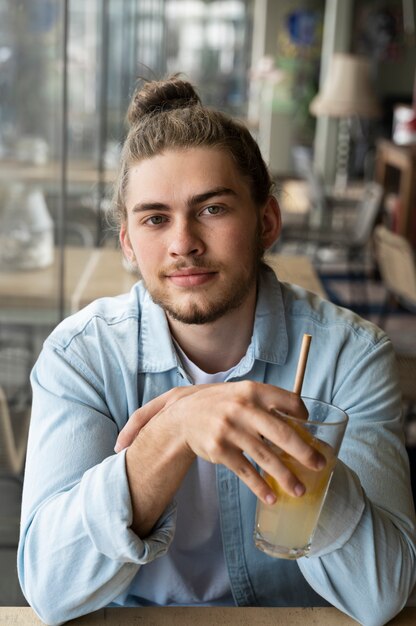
[143,223,264,325]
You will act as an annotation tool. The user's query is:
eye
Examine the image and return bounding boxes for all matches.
[202,205,224,216]
[144,215,167,226]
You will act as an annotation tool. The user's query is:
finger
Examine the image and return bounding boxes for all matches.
[219,447,280,505]
[115,384,216,451]
[260,387,308,420]
[240,404,326,472]
[229,381,308,420]
[222,422,307,499]
[249,437,309,497]
[115,390,175,451]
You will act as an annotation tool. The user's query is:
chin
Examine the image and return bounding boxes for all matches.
[164,292,250,325]
[146,271,257,325]
[167,307,225,325]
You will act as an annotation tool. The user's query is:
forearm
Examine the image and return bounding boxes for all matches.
[19,451,176,626]
[297,335,416,624]
[19,454,139,624]
[20,495,135,625]
[125,410,195,537]
[18,442,175,624]
[298,462,416,626]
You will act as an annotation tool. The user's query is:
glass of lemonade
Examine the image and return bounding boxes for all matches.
[254,398,348,560]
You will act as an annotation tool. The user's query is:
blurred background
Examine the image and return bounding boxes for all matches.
[0,0,415,607]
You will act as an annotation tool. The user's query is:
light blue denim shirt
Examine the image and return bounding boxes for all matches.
[18,266,416,626]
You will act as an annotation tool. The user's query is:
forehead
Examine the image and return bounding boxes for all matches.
[125,147,251,204]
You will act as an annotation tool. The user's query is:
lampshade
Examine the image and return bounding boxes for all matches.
[310,53,381,118]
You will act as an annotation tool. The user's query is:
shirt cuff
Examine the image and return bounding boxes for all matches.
[307,459,365,557]
[80,449,176,564]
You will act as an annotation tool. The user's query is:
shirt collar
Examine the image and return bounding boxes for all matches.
[251,264,289,365]
[137,287,179,373]
[137,264,288,374]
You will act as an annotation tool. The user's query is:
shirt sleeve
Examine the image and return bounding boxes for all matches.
[297,334,416,626]
[17,339,176,626]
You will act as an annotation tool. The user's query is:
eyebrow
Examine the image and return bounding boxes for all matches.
[131,186,238,213]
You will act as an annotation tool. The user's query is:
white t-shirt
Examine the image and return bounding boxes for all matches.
[133,344,237,606]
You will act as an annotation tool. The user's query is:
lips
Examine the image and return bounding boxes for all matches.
[168,267,212,276]
[166,267,217,287]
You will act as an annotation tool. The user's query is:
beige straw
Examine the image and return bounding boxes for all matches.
[293,334,312,395]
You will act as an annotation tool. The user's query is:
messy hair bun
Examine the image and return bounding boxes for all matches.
[127,75,201,125]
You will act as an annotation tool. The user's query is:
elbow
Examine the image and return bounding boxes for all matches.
[353,607,404,626]
[19,574,65,626]
[18,544,68,626]
[28,605,65,626]
[348,590,410,626]
[19,575,78,626]
[18,581,64,626]
[17,531,138,625]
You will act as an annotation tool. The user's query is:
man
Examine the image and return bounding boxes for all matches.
[18,77,416,626]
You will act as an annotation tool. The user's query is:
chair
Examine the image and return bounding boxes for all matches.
[0,335,33,478]
[281,181,382,256]
[279,182,383,310]
[0,387,30,477]
[0,473,28,606]
[372,225,416,411]
[373,224,416,324]
[0,402,28,606]
[0,340,31,607]
[396,353,416,509]
[291,146,357,231]
[291,147,330,227]
[373,225,416,504]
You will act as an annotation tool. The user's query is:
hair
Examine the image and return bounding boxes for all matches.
[111,75,275,228]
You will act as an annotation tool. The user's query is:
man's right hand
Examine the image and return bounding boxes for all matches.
[120,382,326,538]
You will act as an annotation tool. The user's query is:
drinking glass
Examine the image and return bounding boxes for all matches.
[254,397,348,559]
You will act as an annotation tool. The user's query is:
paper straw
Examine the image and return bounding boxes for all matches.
[293,334,312,396]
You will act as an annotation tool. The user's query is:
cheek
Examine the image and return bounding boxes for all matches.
[136,243,156,265]
[132,235,164,274]
[225,221,258,251]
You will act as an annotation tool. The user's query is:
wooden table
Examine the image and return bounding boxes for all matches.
[1,606,415,625]
[375,138,416,245]
[0,248,91,315]
[71,248,327,311]
[0,247,325,359]
[0,247,327,320]
[0,247,94,355]
[265,253,326,299]
[70,248,137,311]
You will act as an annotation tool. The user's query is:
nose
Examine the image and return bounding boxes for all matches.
[167,218,205,258]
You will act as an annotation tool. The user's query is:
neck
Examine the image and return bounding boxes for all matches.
[167,285,257,374]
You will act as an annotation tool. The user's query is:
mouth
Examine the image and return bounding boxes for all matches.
[166,267,218,287]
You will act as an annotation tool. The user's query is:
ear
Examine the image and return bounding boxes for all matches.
[119,223,136,266]
[260,195,281,250]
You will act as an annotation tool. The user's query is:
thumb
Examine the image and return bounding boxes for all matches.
[114,392,170,452]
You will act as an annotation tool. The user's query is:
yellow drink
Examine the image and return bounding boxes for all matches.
[254,398,348,559]
[255,443,336,558]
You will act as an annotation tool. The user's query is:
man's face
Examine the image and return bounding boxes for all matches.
[121,147,278,325]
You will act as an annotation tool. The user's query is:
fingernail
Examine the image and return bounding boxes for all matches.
[114,442,121,453]
[294,483,305,497]
[265,493,276,505]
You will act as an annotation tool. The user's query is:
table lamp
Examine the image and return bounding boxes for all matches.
[310,53,381,190]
